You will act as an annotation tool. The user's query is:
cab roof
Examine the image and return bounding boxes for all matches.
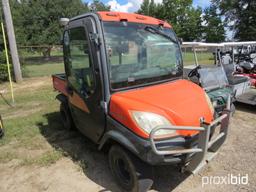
[97,11,172,28]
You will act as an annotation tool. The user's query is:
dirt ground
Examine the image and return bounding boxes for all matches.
[0,77,256,192]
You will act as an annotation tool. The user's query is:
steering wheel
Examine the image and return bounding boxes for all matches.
[188,65,201,78]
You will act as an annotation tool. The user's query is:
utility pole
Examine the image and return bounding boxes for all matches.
[2,0,22,82]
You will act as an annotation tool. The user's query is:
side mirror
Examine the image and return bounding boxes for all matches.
[60,18,70,27]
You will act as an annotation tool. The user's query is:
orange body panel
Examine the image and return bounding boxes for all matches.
[52,75,90,113]
[97,11,172,28]
[69,93,90,113]
[109,80,214,138]
[52,75,68,96]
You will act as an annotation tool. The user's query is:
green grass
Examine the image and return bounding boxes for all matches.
[20,150,63,167]
[0,78,65,166]
[182,52,214,66]
[23,62,64,77]
[0,83,57,143]
[19,49,64,77]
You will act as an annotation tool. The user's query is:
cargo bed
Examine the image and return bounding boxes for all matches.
[52,74,68,96]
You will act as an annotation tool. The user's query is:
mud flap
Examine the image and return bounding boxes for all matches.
[138,179,154,192]
[133,155,154,192]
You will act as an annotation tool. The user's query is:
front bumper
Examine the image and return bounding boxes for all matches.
[149,103,231,174]
[104,98,231,174]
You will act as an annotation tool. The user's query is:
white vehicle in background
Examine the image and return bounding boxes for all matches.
[182,41,256,106]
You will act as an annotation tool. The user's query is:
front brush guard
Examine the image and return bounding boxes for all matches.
[149,96,231,174]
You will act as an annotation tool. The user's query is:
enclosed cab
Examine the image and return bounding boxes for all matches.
[52,12,231,191]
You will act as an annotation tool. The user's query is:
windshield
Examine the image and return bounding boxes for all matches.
[103,22,183,90]
[198,67,229,90]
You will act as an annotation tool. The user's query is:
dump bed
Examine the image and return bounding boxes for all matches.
[52,74,68,96]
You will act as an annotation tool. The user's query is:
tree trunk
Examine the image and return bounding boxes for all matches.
[42,46,52,59]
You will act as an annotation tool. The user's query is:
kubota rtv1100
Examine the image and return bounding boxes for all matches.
[52,11,231,192]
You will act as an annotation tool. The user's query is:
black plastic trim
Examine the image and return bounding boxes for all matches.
[99,116,197,165]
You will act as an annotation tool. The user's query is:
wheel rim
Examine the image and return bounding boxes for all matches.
[114,157,132,186]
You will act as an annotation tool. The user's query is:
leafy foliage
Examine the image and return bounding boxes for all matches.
[89,0,110,11]
[213,0,256,41]
[203,5,225,42]
[11,0,110,57]
[138,0,204,41]
[12,0,90,46]
[0,24,11,81]
[138,0,160,16]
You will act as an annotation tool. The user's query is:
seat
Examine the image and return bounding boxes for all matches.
[228,76,249,85]
[222,64,249,85]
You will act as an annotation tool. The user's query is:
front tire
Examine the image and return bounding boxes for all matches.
[108,145,153,192]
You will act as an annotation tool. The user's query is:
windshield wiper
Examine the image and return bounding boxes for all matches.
[144,26,178,44]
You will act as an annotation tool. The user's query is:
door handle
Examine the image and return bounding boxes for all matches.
[66,86,74,96]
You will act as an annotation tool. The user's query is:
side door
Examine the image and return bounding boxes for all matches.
[63,17,105,143]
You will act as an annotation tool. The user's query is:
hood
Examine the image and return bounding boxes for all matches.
[109,79,214,138]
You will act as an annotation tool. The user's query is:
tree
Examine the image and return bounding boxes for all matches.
[175,6,203,41]
[138,0,158,16]
[138,0,204,41]
[203,5,225,42]
[89,0,110,11]
[11,0,90,57]
[137,0,150,15]
[213,0,256,41]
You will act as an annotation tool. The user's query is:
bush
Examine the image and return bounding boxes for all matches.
[0,63,13,82]
[0,50,14,82]
[0,49,6,63]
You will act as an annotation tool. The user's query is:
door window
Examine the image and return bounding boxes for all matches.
[68,27,95,95]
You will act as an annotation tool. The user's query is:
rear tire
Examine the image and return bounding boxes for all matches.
[108,145,153,192]
[60,102,75,131]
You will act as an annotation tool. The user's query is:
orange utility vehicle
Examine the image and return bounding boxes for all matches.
[52,12,231,191]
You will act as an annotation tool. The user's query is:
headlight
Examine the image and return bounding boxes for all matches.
[130,111,176,136]
[204,93,215,115]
